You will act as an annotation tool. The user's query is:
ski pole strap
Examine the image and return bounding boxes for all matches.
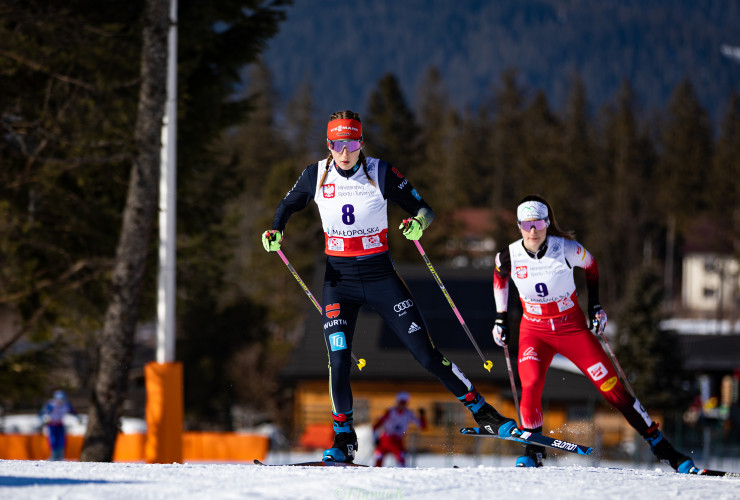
[413,240,493,372]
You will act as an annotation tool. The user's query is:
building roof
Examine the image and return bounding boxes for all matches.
[679,334,740,372]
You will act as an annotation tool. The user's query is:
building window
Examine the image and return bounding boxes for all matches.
[703,287,716,298]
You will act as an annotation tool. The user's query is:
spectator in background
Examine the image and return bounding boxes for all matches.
[39,390,80,461]
[372,391,427,467]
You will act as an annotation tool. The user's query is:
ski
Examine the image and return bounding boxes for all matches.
[459,427,594,456]
[691,468,740,478]
[253,459,369,468]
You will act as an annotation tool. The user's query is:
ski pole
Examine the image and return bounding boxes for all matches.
[276,249,366,370]
[599,332,636,398]
[503,345,521,422]
[411,239,493,372]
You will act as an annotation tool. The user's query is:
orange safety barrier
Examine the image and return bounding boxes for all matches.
[145,362,184,463]
[298,423,335,450]
[0,432,269,462]
[182,432,269,462]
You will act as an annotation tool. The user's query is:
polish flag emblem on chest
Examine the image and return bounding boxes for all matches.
[515,266,528,279]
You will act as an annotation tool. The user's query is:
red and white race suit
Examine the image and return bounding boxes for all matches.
[494,236,654,434]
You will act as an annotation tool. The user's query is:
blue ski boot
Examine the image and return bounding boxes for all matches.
[323,412,358,463]
[461,391,520,438]
[516,442,546,467]
[644,423,695,473]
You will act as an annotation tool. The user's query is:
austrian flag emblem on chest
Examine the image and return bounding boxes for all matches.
[515,266,528,279]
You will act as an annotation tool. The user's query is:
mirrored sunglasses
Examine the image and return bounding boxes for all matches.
[518,219,548,231]
[327,139,363,153]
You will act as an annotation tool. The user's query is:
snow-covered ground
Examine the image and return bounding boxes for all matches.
[1,452,739,500]
[2,416,738,498]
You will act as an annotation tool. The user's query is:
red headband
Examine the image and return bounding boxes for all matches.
[326,119,362,141]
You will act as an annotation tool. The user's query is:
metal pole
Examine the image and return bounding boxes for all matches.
[157,0,178,363]
[600,333,636,398]
[503,346,521,422]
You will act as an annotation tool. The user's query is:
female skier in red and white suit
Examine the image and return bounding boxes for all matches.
[491,194,695,472]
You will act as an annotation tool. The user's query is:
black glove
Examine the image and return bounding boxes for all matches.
[492,312,508,347]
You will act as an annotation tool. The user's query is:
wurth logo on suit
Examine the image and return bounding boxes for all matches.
[324,303,348,329]
[326,303,341,319]
[324,318,348,329]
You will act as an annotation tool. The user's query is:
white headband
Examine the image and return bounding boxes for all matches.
[517,201,549,221]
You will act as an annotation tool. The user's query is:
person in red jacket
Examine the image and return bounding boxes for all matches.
[492,194,698,473]
[372,392,427,467]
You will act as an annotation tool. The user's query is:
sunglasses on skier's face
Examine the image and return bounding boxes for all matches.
[327,139,363,153]
[518,219,549,231]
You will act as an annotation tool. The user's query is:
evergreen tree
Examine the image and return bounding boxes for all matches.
[415,67,462,211]
[364,73,422,170]
[1,0,291,433]
[655,79,713,236]
[520,90,567,210]
[490,69,527,213]
[594,81,657,307]
[0,0,142,402]
[457,107,497,208]
[364,73,423,261]
[414,67,464,256]
[709,92,740,246]
[560,73,596,231]
[614,267,689,410]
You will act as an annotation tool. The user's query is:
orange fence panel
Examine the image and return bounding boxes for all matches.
[0,432,268,462]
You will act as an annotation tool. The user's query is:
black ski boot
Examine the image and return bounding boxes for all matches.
[323,412,358,463]
[461,391,520,437]
[644,423,696,473]
[516,442,546,468]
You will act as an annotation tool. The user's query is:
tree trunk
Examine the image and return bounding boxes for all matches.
[80,0,170,462]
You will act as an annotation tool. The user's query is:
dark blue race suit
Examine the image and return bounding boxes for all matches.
[272,159,474,414]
